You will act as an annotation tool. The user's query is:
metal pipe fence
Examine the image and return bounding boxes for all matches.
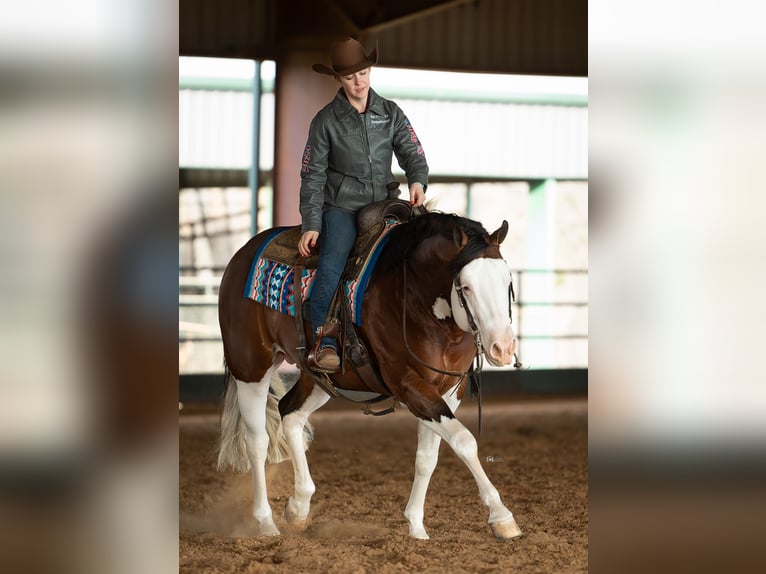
[179,269,588,369]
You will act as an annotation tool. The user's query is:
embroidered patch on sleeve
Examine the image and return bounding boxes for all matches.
[404,120,424,155]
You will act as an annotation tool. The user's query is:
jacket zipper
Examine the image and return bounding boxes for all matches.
[361,113,372,173]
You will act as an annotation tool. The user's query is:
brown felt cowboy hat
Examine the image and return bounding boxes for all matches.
[312,37,378,76]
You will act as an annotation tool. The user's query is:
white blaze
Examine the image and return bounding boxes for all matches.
[450,258,517,366]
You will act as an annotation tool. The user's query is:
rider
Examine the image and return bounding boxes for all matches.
[299,37,429,373]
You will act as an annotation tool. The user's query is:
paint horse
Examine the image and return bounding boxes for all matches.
[217,207,522,540]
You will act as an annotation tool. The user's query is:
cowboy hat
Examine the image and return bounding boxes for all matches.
[312,37,378,76]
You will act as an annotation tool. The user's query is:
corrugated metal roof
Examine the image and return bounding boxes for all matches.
[179,0,587,77]
[374,0,587,76]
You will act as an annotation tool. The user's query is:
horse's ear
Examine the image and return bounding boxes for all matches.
[489,220,509,245]
[453,226,470,248]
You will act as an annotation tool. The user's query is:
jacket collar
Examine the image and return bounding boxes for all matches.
[332,88,385,119]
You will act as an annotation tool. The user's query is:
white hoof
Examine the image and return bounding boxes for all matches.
[408,526,430,540]
[256,518,281,536]
[285,499,310,531]
[490,517,522,540]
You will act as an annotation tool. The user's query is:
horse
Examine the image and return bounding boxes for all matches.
[217,206,522,540]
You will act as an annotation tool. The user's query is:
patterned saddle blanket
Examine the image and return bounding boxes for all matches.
[243,219,401,326]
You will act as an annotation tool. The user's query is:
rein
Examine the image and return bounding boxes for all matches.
[401,261,478,380]
[453,272,486,435]
[401,260,485,431]
[401,254,526,435]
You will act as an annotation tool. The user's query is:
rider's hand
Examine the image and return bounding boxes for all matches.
[409,183,425,207]
[298,231,319,257]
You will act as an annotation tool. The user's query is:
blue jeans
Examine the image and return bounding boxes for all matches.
[310,209,357,350]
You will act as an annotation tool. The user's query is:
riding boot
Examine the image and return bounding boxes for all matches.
[307,321,341,373]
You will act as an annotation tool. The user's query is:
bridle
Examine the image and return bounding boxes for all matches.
[401,260,477,380]
[400,256,524,433]
[453,266,522,368]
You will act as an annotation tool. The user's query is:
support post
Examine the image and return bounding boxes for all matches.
[249,61,262,236]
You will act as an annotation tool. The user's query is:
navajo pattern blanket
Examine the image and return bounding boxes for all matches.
[244,220,401,326]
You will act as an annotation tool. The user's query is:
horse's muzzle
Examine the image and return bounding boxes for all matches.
[486,335,518,367]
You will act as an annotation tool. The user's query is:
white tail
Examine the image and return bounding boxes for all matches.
[217,368,313,471]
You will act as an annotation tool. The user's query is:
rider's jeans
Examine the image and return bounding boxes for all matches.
[310,209,357,350]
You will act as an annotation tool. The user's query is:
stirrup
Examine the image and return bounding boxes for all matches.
[307,326,340,373]
[307,345,340,373]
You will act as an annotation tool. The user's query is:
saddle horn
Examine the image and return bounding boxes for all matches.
[489,220,509,245]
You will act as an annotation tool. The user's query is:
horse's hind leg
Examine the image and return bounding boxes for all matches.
[404,421,442,539]
[280,378,330,530]
[421,413,522,540]
[236,373,281,536]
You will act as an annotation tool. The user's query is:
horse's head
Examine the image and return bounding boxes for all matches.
[449,220,518,367]
[375,212,518,368]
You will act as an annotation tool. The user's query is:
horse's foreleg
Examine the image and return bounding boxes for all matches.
[404,421,442,539]
[236,376,280,536]
[422,416,522,540]
[281,384,330,530]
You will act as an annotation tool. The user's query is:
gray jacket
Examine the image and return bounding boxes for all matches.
[299,88,429,233]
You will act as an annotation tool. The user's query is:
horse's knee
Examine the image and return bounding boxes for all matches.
[414,459,434,478]
[414,449,438,477]
[447,426,478,460]
[244,428,270,457]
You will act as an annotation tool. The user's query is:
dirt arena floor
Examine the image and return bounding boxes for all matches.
[180,395,587,573]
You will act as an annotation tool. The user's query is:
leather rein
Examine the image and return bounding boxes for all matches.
[401,261,481,380]
[401,258,523,435]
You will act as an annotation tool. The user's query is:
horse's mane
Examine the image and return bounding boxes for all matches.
[374,210,491,276]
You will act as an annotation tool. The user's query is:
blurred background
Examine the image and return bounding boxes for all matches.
[2,0,765,572]
[589,1,766,572]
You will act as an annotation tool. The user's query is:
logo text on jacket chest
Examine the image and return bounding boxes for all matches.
[369,115,390,126]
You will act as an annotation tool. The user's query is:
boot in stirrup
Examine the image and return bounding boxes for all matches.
[307,325,340,373]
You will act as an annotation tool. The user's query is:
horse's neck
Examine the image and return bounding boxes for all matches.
[398,255,457,322]
[409,236,459,290]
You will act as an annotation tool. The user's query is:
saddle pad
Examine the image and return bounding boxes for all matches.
[245,258,316,316]
[344,222,397,324]
[244,220,401,325]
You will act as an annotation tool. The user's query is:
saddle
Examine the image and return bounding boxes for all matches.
[286,199,420,397]
[260,197,415,272]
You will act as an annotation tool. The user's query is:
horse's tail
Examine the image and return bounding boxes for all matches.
[217,365,313,472]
